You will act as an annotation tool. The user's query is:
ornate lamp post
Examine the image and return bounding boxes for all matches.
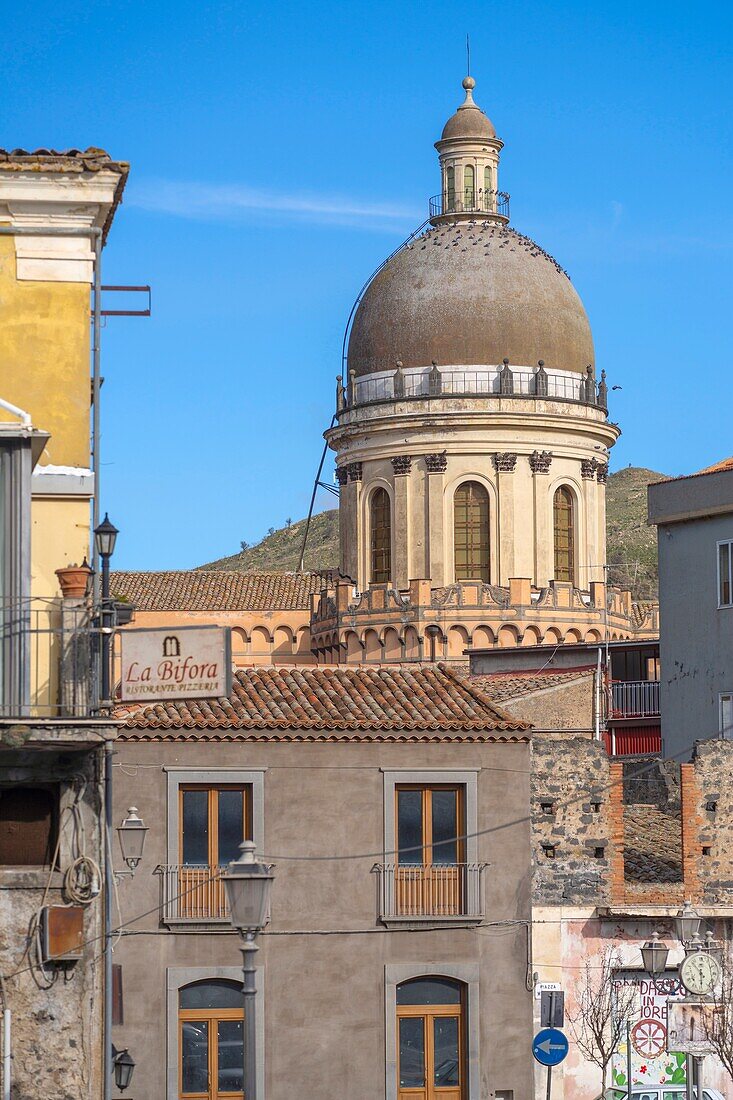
[116,807,148,876]
[640,931,670,980]
[112,1047,135,1091]
[675,901,703,948]
[94,513,118,708]
[223,841,274,1100]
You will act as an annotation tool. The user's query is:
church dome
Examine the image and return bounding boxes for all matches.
[440,76,496,141]
[347,221,595,376]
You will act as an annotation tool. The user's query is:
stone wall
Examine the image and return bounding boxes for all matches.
[687,739,733,905]
[532,737,612,904]
[0,748,105,1100]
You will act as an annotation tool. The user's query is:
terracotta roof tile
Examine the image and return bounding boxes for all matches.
[118,663,531,741]
[468,670,590,704]
[110,570,323,612]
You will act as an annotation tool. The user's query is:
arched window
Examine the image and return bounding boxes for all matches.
[179,980,243,1099]
[483,166,493,211]
[370,488,391,584]
[397,977,465,1099]
[454,482,490,583]
[463,164,475,208]
[446,166,455,212]
[553,486,575,584]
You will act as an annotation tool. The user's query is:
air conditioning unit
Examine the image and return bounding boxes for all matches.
[41,905,84,963]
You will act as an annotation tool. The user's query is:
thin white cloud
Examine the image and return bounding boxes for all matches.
[128,179,421,232]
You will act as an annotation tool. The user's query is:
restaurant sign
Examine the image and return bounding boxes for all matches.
[119,626,232,703]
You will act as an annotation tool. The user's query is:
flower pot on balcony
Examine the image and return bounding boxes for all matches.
[55,563,93,599]
[113,600,135,626]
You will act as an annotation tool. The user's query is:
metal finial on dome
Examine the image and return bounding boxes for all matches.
[461,75,476,107]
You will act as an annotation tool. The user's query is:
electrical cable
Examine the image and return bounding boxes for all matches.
[4,722,723,987]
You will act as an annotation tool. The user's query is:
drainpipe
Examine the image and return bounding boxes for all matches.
[595,645,602,741]
[0,971,10,1100]
[0,224,104,597]
[104,741,114,1100]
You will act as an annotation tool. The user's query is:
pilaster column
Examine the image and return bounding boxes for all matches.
[493,453,517,586]
[339,463,362,586]
[581,458,599,588]
[391,456,411,590]
[425,453,447,587]
[529,451,553,587]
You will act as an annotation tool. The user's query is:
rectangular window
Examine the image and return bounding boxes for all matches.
[395,786,465,918]
[719,540,733,607]
[721,693,733,739]
[178,786,250,920]
[0,785,57,866]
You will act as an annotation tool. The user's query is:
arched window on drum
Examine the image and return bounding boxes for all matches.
[454,482,490,583]
[370,488,392,584]
[553,486,575,584]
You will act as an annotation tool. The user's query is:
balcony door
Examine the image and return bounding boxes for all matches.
[396,787,464,916]
[179,786,250,919]
[179,979,244,1100]
[397,977,465,1100]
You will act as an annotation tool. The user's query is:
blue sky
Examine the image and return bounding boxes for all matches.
[3,0,732,569]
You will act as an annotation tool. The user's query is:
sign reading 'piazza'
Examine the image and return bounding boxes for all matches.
[119,626,232,703]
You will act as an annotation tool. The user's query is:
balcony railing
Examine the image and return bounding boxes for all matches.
[0,600,101,719]
[429,190,510,220]
[611,680,660,719]
[348,362,605,410]
[375,863,487,922]
[159,865,229,922]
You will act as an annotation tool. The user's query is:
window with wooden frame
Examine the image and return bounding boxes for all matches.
[453,482,490,583]
[179,979,243,1100]
[179,786,251,920]
[370,488,392,584]
[395,786,465,917]
[397,977,465,1100]
[553,486,575,584]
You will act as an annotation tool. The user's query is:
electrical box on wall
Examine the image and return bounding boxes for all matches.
[41,905,84,962]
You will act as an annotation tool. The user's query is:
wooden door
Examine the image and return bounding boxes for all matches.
[397,1004,464,1100]
[180,1009,244,1100]
[395,787,464,917]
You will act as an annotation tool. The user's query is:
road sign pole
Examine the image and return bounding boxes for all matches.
[626,1019,632,1097]
[546,1065,552,1100]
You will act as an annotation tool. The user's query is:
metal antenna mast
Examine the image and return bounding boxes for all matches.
[466,34,471,76]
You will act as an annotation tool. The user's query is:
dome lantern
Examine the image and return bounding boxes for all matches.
[432,75,508,225]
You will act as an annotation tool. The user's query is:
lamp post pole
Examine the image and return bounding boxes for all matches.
[241,932,258,1100]
[223,840,275,1100]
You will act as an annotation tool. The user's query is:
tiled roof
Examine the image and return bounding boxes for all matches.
[696,455,733,475]
[119,664,531,741]
[110,570,322,612]
[468,670,590,705]
[624,805,682,883]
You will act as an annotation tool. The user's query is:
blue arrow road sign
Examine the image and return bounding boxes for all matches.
[532,1027,569,1067]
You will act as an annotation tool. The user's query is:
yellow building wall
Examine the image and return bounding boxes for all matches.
[0,236,90,468]
[31,497,91,597]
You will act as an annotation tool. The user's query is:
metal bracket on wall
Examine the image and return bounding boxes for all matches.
[96,285,152,317]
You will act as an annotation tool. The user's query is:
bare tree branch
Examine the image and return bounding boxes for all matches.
[568,950,638,1094]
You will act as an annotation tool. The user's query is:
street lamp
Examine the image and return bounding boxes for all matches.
[641,931,670,980]
[94,514,119,708]
[112,1047,135,1090]
[675,900,703,947]
[223,840,274,1100]
[117,807,148,876]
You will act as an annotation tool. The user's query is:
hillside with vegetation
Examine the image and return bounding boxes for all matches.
[201,466,667,599]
